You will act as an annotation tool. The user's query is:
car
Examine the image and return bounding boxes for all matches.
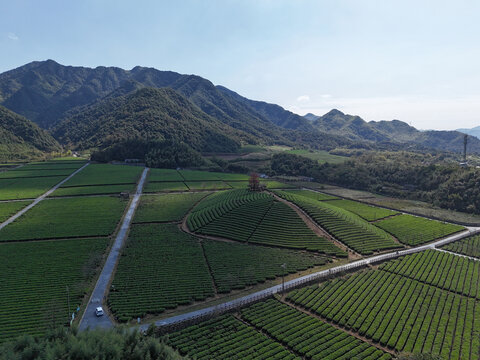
[95,306,104,317]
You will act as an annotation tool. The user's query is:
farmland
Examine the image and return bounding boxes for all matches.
[287,263,480,359]
[188,190,345,255]
[375,214,465,246]
[108,224,215,321]
[59,164,142,187]
[0,238,109,342]
[324,198,399,221]
[202,240,328,293]
[275,190,402,254]
[50,183,136,197]
[144,181,189,193]
[134,193,208,223]
[0,200,31,222]
[0,176,66,200]
[0,196,127,241]
[282,189,339,201]
[442,234,480,258]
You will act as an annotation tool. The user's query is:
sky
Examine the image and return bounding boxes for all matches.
[1,0,480,130]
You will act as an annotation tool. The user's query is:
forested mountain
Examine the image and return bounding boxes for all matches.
[457,126,480,140]
[53,87,242,152]
[311,109,480,153]
[0,105,60,160]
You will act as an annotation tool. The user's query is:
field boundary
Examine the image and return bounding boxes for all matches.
[140,227,480,334]
[0,162,90,231]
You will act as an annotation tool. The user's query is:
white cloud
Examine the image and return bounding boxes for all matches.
[319,94,332,99]
[296,95,310,103]
[7,32,19,41]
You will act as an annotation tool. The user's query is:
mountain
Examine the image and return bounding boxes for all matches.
[303,113,320,121]
[313,109,480,153]
[53,87,243,152]
[0,105,61,160]
[457,126,480,140]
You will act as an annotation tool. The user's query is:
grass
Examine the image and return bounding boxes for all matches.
[133,193,208,223]
[285,149,348,164]
[0,196,127,241]
[60,164,142,187]
[0,238,109,341]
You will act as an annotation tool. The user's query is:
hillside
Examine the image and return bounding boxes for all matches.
[457,126,480,140]
[0,105,60,160]
[53,87,243,152]
[312,109,480,153]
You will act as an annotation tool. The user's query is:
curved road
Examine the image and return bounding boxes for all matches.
[137,226,480,332]
[79,167,149,331]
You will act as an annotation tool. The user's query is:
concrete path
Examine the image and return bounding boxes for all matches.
[137,226,480,332]
[0,162,90,230]
[79,167,149,331]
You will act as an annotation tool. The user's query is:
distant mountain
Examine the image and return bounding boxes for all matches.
[303,113,320,121]
[456,126,480,140]
[313,109,480,153]
[53,87,243,152]
[0,105,60,160]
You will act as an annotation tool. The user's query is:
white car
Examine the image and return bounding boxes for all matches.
[95,306,104,317]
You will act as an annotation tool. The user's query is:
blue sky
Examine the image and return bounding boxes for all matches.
[1,0,480,129]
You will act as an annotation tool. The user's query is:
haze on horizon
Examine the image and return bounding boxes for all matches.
[1,0,479,130]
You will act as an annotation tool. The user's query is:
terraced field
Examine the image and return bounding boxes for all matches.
[275,190,401,255]
[185,181,232,190]
[144,181,189,193]
[108,224,215,321]
[202,240,329,293]
[188,190,345,255]
[50,183,136,197]
[0,196,127,241]
[288,262,480,359]
[0,238,109,342]
[0,176,67,200]
[148,168,184,182]
[324,199,399,221]
[134,192,208,223]
[375,214,465,245]
[282,189,339,201]
[442,234,480,258]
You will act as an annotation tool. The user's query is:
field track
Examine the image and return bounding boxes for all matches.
[0,162,90,231]
[79,167,149,331]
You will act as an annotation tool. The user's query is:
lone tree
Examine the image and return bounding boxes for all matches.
[249,172,261,192]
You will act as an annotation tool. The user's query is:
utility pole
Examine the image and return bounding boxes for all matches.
[66,285,71,324]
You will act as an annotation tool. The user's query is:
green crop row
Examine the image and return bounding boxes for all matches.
[241,299,391,360]
[108,224,214,321]
[0,196,127,241]
[324,199,399,221]
[0,238,109,342]
[282,189,339,201]
[144,181,189,193]
[442,234,480,258]
[275,190,402,255]
[202,240,328,293]
[0,176,66,200]
[0,200,31,222]
[375,214,464,246]
[287,266,480,359]
[50,183,136,197]
[134,192,209,223]
[60,164,142,187]
[167,315,299,360]
[379,249,480,299]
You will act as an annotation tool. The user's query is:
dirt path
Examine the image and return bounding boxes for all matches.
[270,192,361,260]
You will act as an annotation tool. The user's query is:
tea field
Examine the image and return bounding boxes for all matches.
[442,234,480,258]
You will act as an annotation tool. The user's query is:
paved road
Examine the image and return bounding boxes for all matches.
[79,167,149,331]
[0,162,90,230]
[436,247,480,262]
[137,226,480,332]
